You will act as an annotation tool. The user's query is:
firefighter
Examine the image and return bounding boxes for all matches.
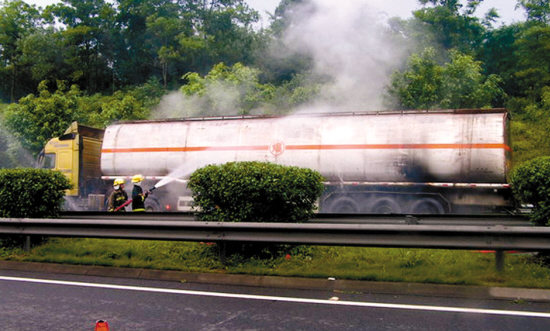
[108,178,128,212]
[131,174,149,212]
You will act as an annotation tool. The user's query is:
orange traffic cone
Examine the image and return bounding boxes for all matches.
[95,320,110,331]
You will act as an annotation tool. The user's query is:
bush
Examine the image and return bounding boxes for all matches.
[0,168,71,218]
[510,156,550,226]
[0,168,71,248]
[188,161,325,223]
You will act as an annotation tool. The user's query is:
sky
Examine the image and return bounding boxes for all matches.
[24,0,527,27]
[247,0,527,26]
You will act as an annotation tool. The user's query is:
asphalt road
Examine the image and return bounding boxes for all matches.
[1,269,550,331]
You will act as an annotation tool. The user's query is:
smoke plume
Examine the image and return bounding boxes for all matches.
[152,0,408,118]
[282,0,407,111]
[0,118,35,168]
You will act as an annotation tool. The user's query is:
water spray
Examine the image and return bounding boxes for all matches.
[153,164,195,190]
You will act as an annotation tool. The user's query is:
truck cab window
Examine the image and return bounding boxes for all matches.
[38,153,56,169]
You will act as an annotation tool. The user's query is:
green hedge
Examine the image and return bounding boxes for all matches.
[510,156,550,226]
[0,168,71,218]
[188,161,324,223]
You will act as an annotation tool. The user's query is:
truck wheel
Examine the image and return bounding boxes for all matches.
[145,199,161,212]
[370,198,401,214]
[329,197,360,213]
[409,198,444,214]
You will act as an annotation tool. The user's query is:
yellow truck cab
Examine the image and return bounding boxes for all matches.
[38,122,106,210]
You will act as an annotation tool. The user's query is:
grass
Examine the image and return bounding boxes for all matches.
[2,238,550,289]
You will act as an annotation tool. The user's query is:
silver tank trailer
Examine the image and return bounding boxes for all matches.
[101,110,510,183]
[101,109,511,213]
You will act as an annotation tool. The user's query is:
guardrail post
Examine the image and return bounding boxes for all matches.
[217,242,227,265]
[24,236,31,253]
[495,250,505,272]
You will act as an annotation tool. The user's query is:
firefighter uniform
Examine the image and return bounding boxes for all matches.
[131,174,148,212]
[108,178,128,212]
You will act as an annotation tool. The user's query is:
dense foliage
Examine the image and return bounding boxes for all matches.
[0,0,549,191]
[0,168,71,218]
[0,0,262,102]
[188,161,324,223]
[1,79,164,155]
[3,0,550,266]
[181,62,277,115]
[387,48,504,109]
[510,156,550,226]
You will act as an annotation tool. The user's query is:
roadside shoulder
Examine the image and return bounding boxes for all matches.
[1,260,549,302]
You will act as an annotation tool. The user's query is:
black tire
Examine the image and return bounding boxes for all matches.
[409,198,444,214]
[370,198,401,214]
[328,197,360,214]
[145,198,161,212]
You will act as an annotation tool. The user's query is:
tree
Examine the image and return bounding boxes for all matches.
[44,0,117,93]
[268,0,309,38]
[515,24,550,103]
[111,0,260,88]
[146,9,192,88]
[3,80,84,154]
[412,0,489,55]
[0,0,266,97]
[181,62,275,115]
[184,0,260,70]
[440,50,504,109]
[17,28,67,83]
[0,0,41,102]
[270,73,322,110]
[256,0,313,85]
[87,90,151,127]
[479,23,523,101]
[387,48,504,109]
[517,0,550,23]
[386,48,443,109]
[75,78,163,128]
[112,0,155,86]
[511,86,550,163]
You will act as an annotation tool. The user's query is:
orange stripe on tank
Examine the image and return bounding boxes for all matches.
[102,143,511,153]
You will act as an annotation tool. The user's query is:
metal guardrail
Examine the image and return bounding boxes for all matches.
[59,211,531,226]
[0,218,546,249]
[0,217,546,271]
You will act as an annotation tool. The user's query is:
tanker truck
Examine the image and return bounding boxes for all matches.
[38,108,513,214]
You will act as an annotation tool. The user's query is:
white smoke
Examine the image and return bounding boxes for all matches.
[282,0,407,111]
[151,89,239,119]
[151,0,408,118]
[0,116,35,168]
[152,82,269,119]
[152,92,201,119]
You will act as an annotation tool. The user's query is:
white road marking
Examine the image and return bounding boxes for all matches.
[1,276,549,319]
